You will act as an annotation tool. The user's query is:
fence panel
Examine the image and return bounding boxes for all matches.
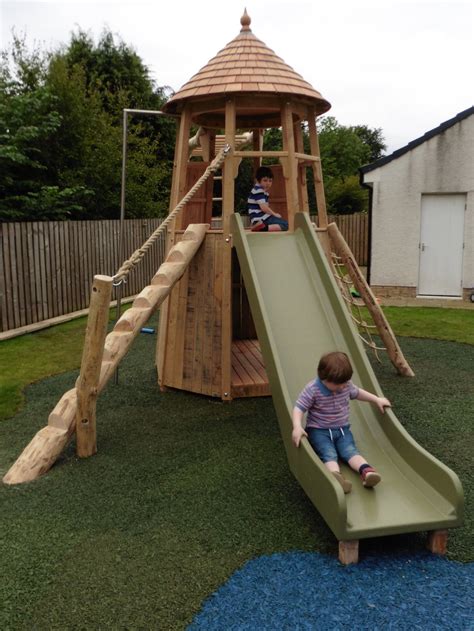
[327,213,368,268]
[0,213,368,333]
[0,219,166,333]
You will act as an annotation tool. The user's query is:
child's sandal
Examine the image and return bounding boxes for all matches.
[332,471,352,494]
[360,467,381,488]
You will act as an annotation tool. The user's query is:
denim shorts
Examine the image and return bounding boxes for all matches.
[306,425,360,463]
[265,216,289,230]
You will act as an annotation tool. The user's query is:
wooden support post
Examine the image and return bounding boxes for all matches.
[427,530,448,555]
[327,222,415,377]
[308,111,328,229]
[208,131,216,161]
[339,540,359,565]
[76,275,113,457]
[294,121,310,213]
[200,130,211,162]
[157,106,192,386]
[173,106,193,231]
[281,102,299,231]
[221,99,236,400]
[252,128,263,174]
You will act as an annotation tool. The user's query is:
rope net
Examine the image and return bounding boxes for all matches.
[112,143,231,284]
[331,253,385,362]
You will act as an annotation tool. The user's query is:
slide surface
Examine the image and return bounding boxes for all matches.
[232,213,463,541]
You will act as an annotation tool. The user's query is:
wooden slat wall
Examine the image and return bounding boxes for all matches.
[0,219,166,333]
[161,232,224,398]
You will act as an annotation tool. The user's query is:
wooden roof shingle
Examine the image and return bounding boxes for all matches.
[164,11,330,116]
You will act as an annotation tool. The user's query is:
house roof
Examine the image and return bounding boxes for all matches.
[163,10,330,116]
[360,105,474,175]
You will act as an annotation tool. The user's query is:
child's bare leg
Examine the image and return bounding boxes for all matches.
[324,460,340,473]
[268,224,284,231]
[347,455,367,472]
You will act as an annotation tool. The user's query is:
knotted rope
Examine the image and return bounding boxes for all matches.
[112,143,231,284]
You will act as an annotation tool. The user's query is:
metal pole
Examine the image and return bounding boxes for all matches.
[113,107,178,385]
[114,110,128,385]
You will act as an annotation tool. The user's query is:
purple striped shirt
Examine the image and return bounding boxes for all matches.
[295,379,359,429]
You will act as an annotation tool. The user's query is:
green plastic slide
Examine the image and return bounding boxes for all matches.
[231,212,463,541]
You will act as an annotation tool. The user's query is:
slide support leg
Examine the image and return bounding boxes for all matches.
[338,540,359,565]
[427,530,448,555]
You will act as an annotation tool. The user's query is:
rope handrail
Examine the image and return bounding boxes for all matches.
[112,143,231,284]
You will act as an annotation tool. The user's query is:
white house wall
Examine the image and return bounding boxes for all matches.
[364,115,474,295]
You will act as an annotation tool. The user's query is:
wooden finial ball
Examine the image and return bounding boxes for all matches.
[240,8,251,31]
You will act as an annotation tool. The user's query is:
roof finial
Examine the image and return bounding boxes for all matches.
[240,8,251,32]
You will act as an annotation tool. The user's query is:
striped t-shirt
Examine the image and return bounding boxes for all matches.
[295,379,359,429]
[247,183,270,224]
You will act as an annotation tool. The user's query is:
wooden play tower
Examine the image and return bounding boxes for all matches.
[156,10,411,401]
[158,10,330,401]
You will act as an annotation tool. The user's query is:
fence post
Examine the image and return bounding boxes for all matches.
[76,274,113,457]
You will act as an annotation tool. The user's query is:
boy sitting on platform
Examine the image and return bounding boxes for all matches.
[247,166,289,232]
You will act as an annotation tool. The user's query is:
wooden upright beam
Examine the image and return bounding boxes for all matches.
[221,99,236,400]
[76,275,113,457]
[308,111,328,229]
[280,102,299,231]
[157,107,192,386]
[222,99,236,234]
[173,106,193,232]
[294,122,310,213]
[252,128,263,175]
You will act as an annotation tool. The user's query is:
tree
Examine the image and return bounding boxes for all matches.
[46,29,175,219]
[317,116,371,181]
[350,124,386,162]
[0,35,90,220]
[0,30,175,220]
[316,116,387,214]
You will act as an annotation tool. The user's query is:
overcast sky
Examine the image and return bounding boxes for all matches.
[2,0,473,153]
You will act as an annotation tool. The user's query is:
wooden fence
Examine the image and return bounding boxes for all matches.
[0,219,167,333]
[327,213,368,269]
[0,213,368,334]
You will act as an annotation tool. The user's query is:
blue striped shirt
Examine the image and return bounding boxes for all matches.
[247,183,270,224]
[295,379,359,429]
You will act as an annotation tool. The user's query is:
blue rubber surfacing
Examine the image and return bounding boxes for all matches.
[188,552,473,630]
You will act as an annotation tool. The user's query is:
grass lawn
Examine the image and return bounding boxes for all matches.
[0,307,472,629]
[382,306,474,345]
[0,306,130,421]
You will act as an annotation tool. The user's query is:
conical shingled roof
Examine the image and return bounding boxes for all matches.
[164,11,330,117]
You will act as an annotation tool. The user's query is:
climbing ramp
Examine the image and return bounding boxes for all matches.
[3,223,208,485]
[232,212,463,546]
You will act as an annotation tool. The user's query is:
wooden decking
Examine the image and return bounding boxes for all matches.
[231,339,270,398]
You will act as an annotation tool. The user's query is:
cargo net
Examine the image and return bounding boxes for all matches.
[331,253,385,362]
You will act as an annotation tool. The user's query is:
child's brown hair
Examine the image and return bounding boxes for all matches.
[318,352,353,384]
[255,166,273,181]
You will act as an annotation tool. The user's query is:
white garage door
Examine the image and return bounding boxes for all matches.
[418,194,465,297]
